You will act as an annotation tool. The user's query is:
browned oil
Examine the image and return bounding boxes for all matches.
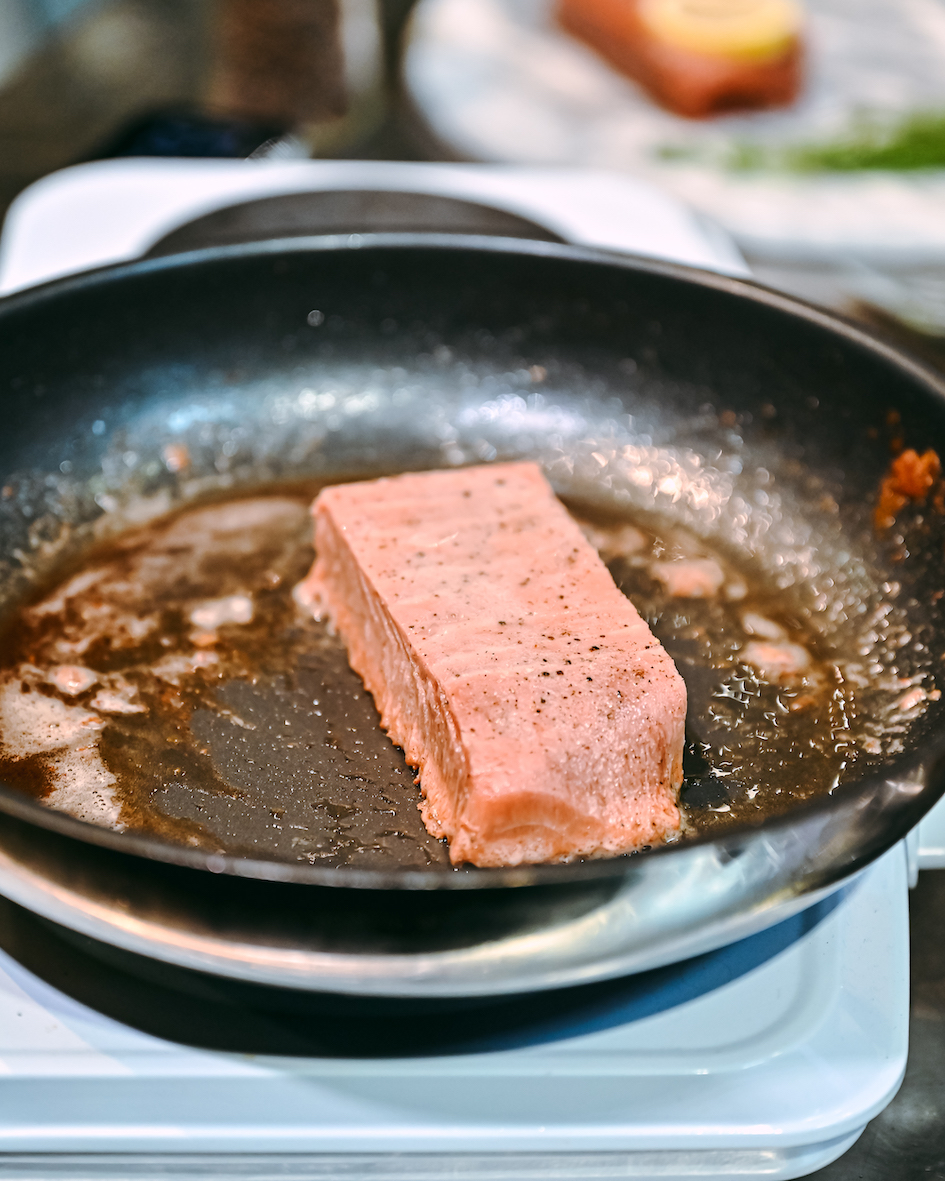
[0,490,449,867]
[0,488,863,863]
[573,507,860,837]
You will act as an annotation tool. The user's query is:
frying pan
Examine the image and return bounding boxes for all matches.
[0,233,944,997]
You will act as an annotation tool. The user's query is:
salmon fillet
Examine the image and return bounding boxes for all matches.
[556,0,802,119]
[296,463,686,867]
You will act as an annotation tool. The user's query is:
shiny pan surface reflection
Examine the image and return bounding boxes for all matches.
[0,237,942,995]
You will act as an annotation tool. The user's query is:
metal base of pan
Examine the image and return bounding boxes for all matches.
[0,802,853,996]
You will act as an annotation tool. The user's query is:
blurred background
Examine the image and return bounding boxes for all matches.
[3,0,945,364]
[0,0,420,202]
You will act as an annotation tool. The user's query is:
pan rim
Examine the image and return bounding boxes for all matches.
[1,232,944,891]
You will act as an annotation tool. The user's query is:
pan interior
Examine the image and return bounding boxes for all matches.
[0,240,942,879]
[0,483,883,867]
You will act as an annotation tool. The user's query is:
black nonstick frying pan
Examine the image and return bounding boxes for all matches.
[0,233,943,996]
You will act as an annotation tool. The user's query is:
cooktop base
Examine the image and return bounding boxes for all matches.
[0,846,908,1178]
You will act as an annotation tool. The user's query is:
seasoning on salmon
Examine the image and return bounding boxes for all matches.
[295,462,687,867]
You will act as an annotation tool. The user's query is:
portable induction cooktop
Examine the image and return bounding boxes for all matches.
[0,158,943,1180]
[0,846,911,1176]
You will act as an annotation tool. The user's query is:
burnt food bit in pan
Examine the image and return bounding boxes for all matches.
[874,447,943,532]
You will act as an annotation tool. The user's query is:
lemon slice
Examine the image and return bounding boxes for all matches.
[638,0,803,62]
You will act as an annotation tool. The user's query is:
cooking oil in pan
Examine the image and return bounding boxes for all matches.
[0,488,932,865]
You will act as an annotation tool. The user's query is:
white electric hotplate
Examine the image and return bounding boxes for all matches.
[0,845,910,1176]
[0,157,748,295]
[0,158,938,1180]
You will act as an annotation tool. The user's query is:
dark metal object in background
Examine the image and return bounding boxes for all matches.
[88,109,291,161]
[207,0,347,126]
[1,238,945,997]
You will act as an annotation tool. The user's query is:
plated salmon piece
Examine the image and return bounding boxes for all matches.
[296,463,686,867]
[557,0,803,119]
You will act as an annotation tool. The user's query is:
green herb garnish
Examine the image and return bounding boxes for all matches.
[786,111,945,172]
[656,109,945,174]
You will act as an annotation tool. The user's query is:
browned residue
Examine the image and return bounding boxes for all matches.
[0,752,54,801]
[875,448,942,531]
[0,482,918,860]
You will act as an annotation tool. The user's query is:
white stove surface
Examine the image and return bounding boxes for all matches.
[0,846,910,1173]
[0,158,748,297]
[0,159,925,1179]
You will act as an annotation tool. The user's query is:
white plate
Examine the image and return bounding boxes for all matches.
[404,0,945,261]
